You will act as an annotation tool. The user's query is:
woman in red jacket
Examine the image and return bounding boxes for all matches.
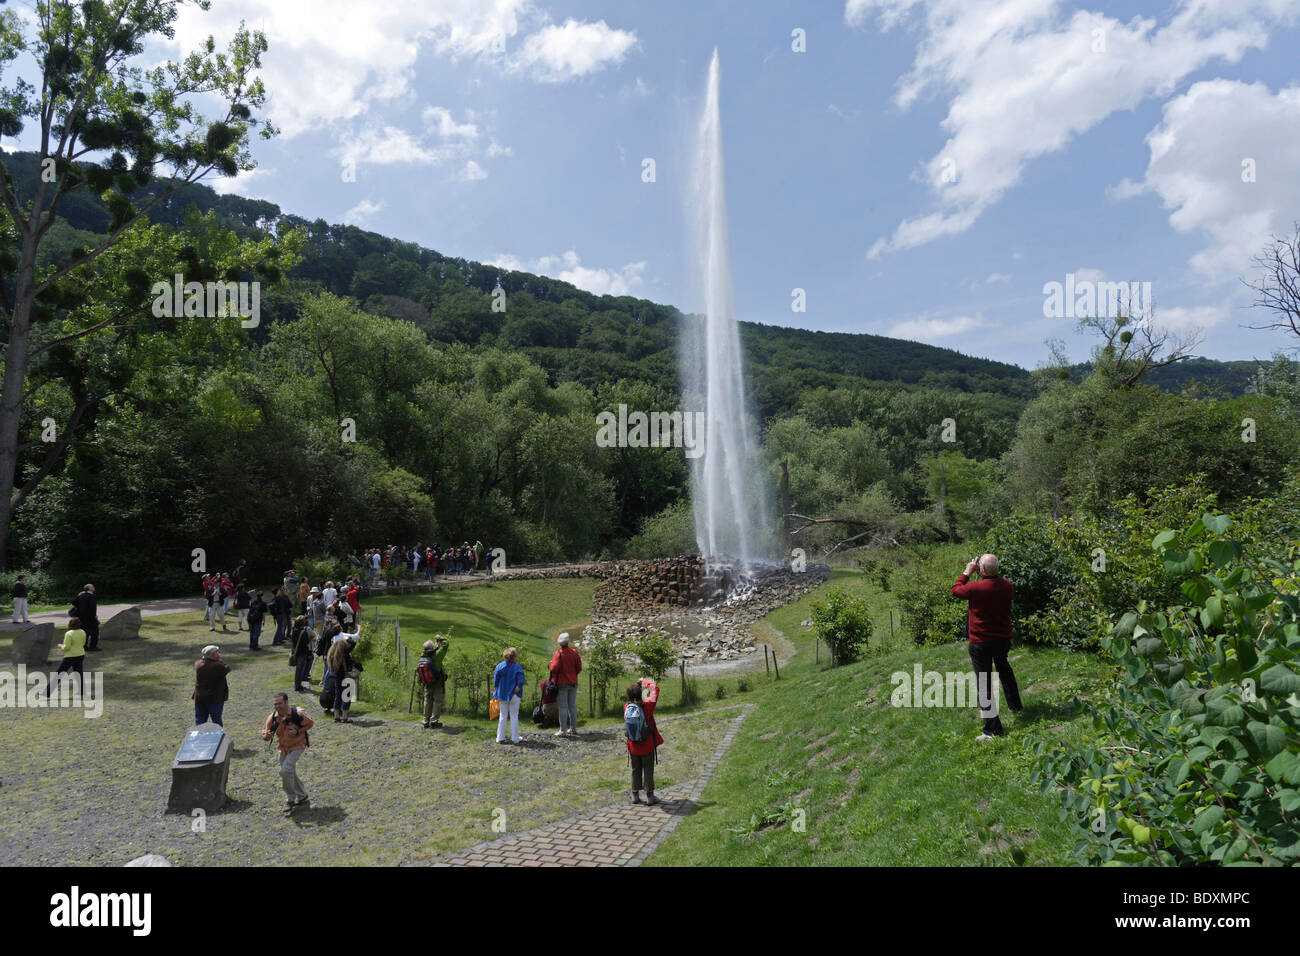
[625,677,664,805]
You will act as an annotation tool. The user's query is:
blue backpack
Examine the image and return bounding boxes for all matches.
[624,702,649,742]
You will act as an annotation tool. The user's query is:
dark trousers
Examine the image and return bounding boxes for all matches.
[195,700,225,725]
[57,655,84,675]
[249,619,263,649]
[630,751,655,793]
[272,614,289,645]
[294,653,313,689]
[968,639,1022,735]
[84,618,100,650]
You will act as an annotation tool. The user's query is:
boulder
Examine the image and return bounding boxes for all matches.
[12,622,55,667]
[125,854,172,867]
[100,606,142,641]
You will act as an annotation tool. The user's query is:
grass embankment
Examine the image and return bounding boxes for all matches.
[646,568,1113,866]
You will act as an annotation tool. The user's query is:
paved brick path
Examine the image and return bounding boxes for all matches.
[423,703,753,867]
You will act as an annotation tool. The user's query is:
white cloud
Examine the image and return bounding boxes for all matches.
[343,199,385,226]
[460,160,488,181]
[422,106,479,140]
[889,312,988,342]
[984,272,1011,284]
[334,126,451,168]
[487,142,513,157]
[849,0,1299,256]
[207,166,273,196]
[164,3,634,136]
[1156,303,1231,332]
[1074,267,1106,284]
[1113,80,1300,280]
[491,250,647,296]
[510,19,637,83]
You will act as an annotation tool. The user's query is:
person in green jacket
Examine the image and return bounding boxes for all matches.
[57,616,87,678]
[417,636,449,729]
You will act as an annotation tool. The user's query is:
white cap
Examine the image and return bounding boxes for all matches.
[201,645,219,657]
[557,632,570,645]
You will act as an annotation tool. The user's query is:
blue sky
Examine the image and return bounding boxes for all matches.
[12,0,1300,369]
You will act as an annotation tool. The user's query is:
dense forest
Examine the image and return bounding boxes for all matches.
[3,150,1299,601]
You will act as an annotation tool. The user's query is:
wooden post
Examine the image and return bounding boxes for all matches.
[589,671,594,718]
[764,645,770,675]
[772,652,781,680]
[815,636,819,664]
[889,609,894,641]
[679,660,687,705]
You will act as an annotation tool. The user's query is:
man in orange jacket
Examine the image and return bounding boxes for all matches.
[262,691,315,814]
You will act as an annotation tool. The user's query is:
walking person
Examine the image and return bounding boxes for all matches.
[549,632,582,737]
[625,677,664,805]
[11,574,30,623]
[493,647,525,744]
[192,644,230,726]
[416,637,449,728]
[261,692,314,815]
[951,553,1024,740]
[290,614,315,693]
[55,615,87,683]
[72,584,99,652]
[247,589,268,651]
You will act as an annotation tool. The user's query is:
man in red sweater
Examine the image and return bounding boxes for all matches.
[951,553,1023,740]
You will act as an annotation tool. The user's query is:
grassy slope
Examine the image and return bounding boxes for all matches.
[646,569,1112,866]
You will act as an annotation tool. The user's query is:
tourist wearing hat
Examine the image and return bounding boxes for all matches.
[308,587,326,634]
[192,645,230,726]
[549,632,582,737]
[416,636,449,728]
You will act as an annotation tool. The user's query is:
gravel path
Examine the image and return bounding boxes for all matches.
[0,612,735,866]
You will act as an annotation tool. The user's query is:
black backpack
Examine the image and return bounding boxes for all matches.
[315,631,332,657]
[319,674,337,710]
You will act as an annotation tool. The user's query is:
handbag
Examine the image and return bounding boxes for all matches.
[489,697,500,720]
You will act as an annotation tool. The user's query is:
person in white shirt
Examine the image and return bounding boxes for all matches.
[321,583,338,607]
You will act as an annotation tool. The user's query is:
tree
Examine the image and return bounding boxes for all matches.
[808,587,872,666]
[631,631,676,683]
[0,0,275,567]
[1244,222,1300,340]
[1077,312,1200,390]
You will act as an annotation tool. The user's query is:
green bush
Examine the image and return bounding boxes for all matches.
[895,555,968,647]
[0,569,71,608]
[631,631,677,683]
[809,587,873,665]
[1037,514,1300,864]
[585,634,623,716]
[293,555,348,589]
[446,646,499,716]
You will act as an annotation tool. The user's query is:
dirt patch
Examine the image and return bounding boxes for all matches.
[803,731,836,750]
[806,746,835,768]
[758,730,778,740]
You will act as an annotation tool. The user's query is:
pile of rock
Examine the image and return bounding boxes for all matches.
[592,555,706,615]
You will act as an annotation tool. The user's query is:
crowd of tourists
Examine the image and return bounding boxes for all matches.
[355,541,499,582]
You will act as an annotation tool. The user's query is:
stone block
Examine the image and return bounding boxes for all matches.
[101,606,142,641]
[12,622,55,667]
[166,722,231,814]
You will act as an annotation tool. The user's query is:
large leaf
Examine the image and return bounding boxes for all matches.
[1192,805,1225,835]
[1202,513,1233,535]
[1260,664,1300,696]
[1247,721,1287,758]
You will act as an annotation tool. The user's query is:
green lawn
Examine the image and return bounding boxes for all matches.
[645,568,1113,866]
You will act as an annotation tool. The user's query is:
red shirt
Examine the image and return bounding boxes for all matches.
[346,587,360,613]
[950,574,1014,643]
[549,646,583,685]
[625,679,663,756]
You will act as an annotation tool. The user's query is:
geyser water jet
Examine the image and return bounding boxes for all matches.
[683,49,770,571]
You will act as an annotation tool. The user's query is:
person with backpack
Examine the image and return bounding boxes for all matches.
[416,636,449,729]
[549,632,582,737]
[290,614,316,693]
[326,636,361,723]
[192,644,230,726]
[247,589,268,651]
[493,647,526,744]
[625,678,664,805]
[262,691,314,815]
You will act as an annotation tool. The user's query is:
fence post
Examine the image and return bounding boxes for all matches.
[764,645,770,676]
[589,671,594,718]
[679,660,687,706]
[889,609,894,642]
[772,651,781,680]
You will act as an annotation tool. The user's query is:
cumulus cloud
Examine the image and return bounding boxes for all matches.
[343,199,385,226]
[849,0,1298,257]
[460,160,488,181]
[1155,303,1231,332]
[491,250,647,296]
[163,2,635,136]
[889,312,988,342]
[510,19,638,83]
[1113,80,1300,280]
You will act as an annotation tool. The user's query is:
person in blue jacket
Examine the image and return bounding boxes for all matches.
[493,647,526,744]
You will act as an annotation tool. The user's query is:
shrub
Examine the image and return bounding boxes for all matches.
[737,677,751,693]
[809,587,873,665]
[446,647,499,716]
[585,634,623,715]
[895,556,968,647]
[714,684,728,700]
[293,555,347,589]
[631,631,677,683]
[1038,513,1300,864]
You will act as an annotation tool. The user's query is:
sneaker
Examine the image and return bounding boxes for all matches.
[430,721,443,728]
[976,733,996,742]
[631,792,644,805]
[554,730,565,737]
[496,739,509,745]
[646,794,660,806]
